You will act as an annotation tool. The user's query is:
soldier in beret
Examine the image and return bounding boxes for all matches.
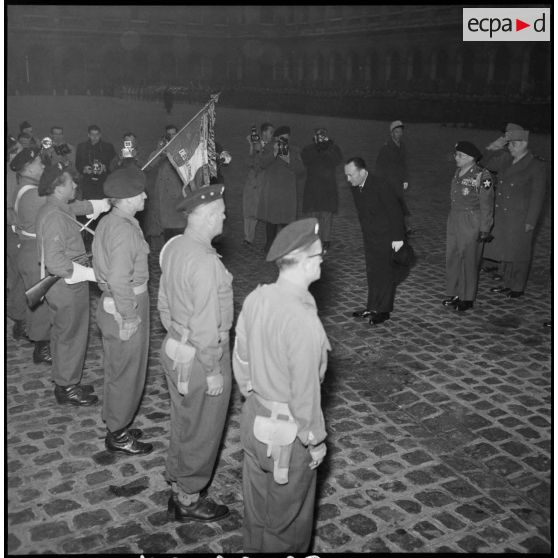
[92,167,153,455]
[483,123,547,298]
[443,141,494,312]
[233,218,330,552]
[35,163,110,405]
[158,182,232,522]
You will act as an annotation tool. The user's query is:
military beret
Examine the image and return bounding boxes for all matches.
[9,147,39,172]
[266,218,320,262]
[454,141,482,161]
[390,120,404,132]
[273,126,291,137]
[504,122,529,141]
[19,120,31,132]
[177,183,225,214]
[38,162,66,196]
[103,166,147,198]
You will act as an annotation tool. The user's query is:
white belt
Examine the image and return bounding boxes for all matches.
[19,230,37,238]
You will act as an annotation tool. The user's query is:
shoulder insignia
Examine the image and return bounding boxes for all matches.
[481,174,493,190]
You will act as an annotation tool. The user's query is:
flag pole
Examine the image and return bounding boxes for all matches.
[141,92,221,171]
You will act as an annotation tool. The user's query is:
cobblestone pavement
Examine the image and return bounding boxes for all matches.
[5,97,552,554]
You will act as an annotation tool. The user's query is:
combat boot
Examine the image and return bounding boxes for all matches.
[33,341,52,364]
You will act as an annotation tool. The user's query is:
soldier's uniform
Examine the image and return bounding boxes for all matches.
[92,167,152,454]
[233,218,330,553]
[446,146,494,304]
[158,183,232,521]
[482,127,547,294]
[35,164,107,405]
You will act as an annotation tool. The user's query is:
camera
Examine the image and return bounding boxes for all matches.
[277,137,289,157]
[92,160,103,175]
[124,140,133,149]
[54,143,72,156]
[314,129,329,145]
[250,126,260,143]
[41,136,53,150]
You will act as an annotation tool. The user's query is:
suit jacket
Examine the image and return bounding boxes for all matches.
[351,173,405,248]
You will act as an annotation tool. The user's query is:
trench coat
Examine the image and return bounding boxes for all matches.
[481,149,547,262]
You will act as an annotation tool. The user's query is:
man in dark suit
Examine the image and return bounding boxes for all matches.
[344,157,405,325]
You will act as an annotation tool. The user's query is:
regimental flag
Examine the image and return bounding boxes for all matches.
[163,94,219,189]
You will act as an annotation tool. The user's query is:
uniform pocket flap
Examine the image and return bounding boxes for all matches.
[253,415,298,446]
[164,337,196,364]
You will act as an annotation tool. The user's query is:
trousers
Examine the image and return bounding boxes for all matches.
[162,336,232,494]
[45,280,89,386]
[241,396,317,553]
[97,291,150,432]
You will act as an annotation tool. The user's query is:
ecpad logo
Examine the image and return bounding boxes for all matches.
[463,8,550,41]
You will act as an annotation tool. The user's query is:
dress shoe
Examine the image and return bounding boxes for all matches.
[543,321,552,328]
[54,384,99,406]
[456,300,473,312]
[33,341,52,364]
[12,320,29,341]
[167,494,229,523]
[506,290,524,299]
[442,296,459,308]
[369,312,390,325]
[490,286,511,294]
[352,309,371,318]
[491,273,503,281]
[105,430,153,455]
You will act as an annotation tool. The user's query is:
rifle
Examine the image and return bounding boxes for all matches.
[25,253,92,308]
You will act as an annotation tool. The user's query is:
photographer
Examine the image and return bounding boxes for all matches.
[75,124,117,200]
[243,122,274,245]
[110,132,141,171]
[48,126,76,171]
[301,127,343,251]
[256,125,304,252]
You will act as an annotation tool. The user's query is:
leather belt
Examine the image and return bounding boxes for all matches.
[98,280,147,295]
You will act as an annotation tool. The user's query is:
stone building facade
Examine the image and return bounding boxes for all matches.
[7,5,550,98]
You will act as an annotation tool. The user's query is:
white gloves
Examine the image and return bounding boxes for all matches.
[392,240,404,252]
[86,198,111,220]
[65,262,96,284]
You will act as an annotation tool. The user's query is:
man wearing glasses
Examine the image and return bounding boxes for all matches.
[233,218,331,553]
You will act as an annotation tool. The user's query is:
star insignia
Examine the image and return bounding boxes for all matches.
[482,178,492,189]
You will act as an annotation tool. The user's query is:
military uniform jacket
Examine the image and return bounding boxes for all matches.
[301,141,343,214]
[482,149,547,261]
[157,229,233,376]
[233,277,331,446]
[449,163,494,232]
[92,208,150,320]
[36,197,91,277]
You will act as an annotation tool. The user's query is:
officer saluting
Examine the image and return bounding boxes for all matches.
[92,166,153,455]
[443,141,494,312]
[233,218,331,553]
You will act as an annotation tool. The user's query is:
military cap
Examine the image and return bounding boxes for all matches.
[177,182,225,214]
[19,120,32,132]
[455,141,482,161]
[266,218,320,262]
[9,147,39,172]
[273,125,291,137]
[38,162,67,196]
[504,122,529,141]
[390,120,404,132]
[103,166,147,198]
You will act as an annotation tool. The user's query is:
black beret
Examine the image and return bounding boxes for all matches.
[38,163,66,196]
[177,183,225,213]
[454,141,482,161]
[103,166,147,198]
[266,218,320,262]
[273,126,291,137]
[9,147,39,172]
